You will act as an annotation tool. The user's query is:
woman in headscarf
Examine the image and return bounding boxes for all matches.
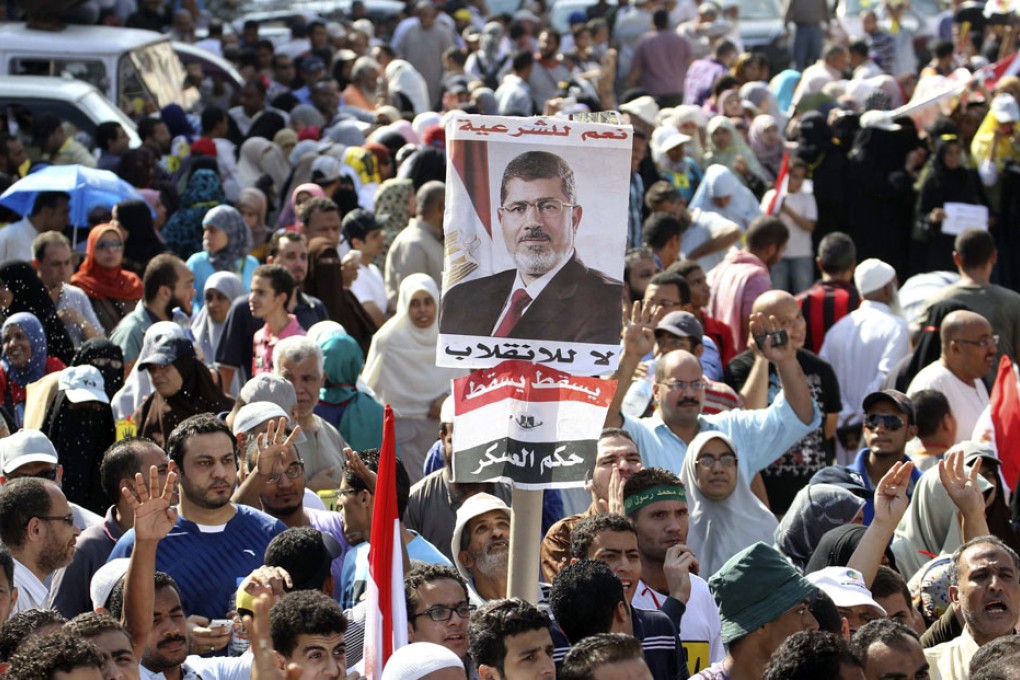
[162,168,227,259]
[246,111,287,143]
[0,312,65,428]
[114,199,165,278]
[399,147,446,190]
[72,339,125,400]
[0,260,75,364]
[741,81,782,124]
[43,364,116,514]
[361,274,460,481]
[111,321,186,422]
[748,114,786,182]
[70,224,144,335]
[651,127,703,204]
[680,431,779,576]
[915,134,985,273]
[191,272,245,376]
[186,205,258,312]
[805,524,896,574]
[315,331,384,451]
[133,334,233,448]
[279,182,326,232]
[373,178,415,267]
[237,188,271,260]
[794,111,849,247]
[237,137,288,198]
[273,128,298,161]
[304,238,376,357]
[770,69,802,119]
[774,484,866,571]
[686,164,763,231]
[887,300,971,394]
[705,116,769,192]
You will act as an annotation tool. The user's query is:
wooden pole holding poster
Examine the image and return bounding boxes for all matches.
[507,487,543,603]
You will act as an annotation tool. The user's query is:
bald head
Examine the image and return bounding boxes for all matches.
[654,349,705,429]
[751,290,806,350]
[941,311,992,350]
[942,310,997,381]
[752,290,797,316]
[655,349,701,382]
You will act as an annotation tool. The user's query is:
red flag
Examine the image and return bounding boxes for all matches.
[364,405,408,678]
[990,355,1020,491]
[983,52,1020,90]
[765,151,790,216]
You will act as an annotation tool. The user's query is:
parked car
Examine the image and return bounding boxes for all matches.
[0,75,140,147]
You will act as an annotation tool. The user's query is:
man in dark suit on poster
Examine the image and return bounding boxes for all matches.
[440,149,623,344]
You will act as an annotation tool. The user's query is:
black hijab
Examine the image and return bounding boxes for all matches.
[0,260,75,365]
[805,524,898,575]
[116,199,166,277]
[72,339,125,399]
[43,386,116,514]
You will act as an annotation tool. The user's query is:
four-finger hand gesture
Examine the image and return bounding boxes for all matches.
[255,418,302,479]
[124,464,178,542]
[939,448,985,516]
[622,299,656,359]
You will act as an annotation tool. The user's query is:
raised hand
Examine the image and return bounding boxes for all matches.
[939,448,986,517]
[872,460,914,527]
[241,566,293,604]
[123,464,178,542]
[255,417,303,479]
[748,312,797,364]
[343,447,376,494]
[622,299,656,359]
[595,467,626,515]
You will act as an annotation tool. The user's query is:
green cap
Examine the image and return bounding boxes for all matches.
[708,542,816,645]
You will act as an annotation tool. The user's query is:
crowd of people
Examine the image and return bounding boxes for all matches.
[0,0,1019,677]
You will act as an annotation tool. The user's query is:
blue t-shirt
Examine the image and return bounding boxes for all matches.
[340,532,451,609]
[109,505,285,620]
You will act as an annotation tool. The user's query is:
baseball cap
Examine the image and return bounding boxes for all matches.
[853,258,896,296]
[1,430,59,475]
[59,365,109,405]
[992,93,1020,124]
[300,55,326,72]
[91,558,130,611]
[862,389,914,424]
[954,440,1001,468]
[232,402,290,436]
[239,374,298,417]
[656,311,704,339]
[311,155,342,184]
[806,567,886,616]
[137,335,195,371]
[656,128,693,153]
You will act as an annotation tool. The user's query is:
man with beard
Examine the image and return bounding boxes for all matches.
[217,232,328,388]
[819,259,910,462]
[439,151,623,344]
[451,494,512,605]
[110,414,286,635]
[0,477,79,614]
[924,536,1020,679]
[111,254,196,371]
[406,400,512,564]
[337,448,449,609]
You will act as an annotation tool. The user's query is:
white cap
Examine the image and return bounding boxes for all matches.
[439,395,455,424]
[620,96,660,127]
[451,493,511,580]
[310,154,342,183]
[381,642,464,680]
[59,365,109,404]
[90,558,130,611]
[806,567,887,615]
[860,110,900,131]
[655,127,693,154]
[854,258,896,296]
[0,430,58,475]
[232,401,307,444]
[992,93,1020,124]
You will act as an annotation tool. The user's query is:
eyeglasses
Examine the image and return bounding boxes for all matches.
[411,603,476,622]
[9,468,59,481]
[955,334,1000,349]
[657,379,706,391]
[266,461,304,485]
[863,414,905,432]
[34,513,74,527]
[499,198,577,220]
[647,298,681,309]
[695,452,737,469]
[96,241,124,251]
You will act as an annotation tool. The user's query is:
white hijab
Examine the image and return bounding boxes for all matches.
[191,272,245,369]
[681,430,779,577]
[111,321,189,421]
[361,273,460,418]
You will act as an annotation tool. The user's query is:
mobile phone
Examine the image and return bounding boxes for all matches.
[210,619,232,632]
[754,329,789,351]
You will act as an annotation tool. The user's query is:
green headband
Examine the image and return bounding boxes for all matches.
[624,485,686,515]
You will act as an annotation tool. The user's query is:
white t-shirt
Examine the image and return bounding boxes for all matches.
[349,262,386,312]
[761,188,818,259]
[632,575,725,673]
[907,361,990,445]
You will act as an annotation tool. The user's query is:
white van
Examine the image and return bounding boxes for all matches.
[0,23,193,113]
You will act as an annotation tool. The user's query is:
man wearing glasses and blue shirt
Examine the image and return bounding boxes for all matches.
[0,474,79,614]
[605,306,820,487]
[405,563,477,676]
[439,150,623,344]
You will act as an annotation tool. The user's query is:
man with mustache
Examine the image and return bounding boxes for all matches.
[439,150,624,344]
[452,494,513,605]
[110,414,287,653]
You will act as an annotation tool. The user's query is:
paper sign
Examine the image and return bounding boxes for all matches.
[942,202,989,235]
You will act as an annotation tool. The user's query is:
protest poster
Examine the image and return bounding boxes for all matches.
[437,114,632,375]
[450,360,615,489]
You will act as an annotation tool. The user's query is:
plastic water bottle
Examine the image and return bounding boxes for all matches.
[621,375,654,419]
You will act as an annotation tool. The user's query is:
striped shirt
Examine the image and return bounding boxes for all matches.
[796,280,861,355]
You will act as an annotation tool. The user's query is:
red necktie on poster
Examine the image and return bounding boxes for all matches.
[493,288,531,337]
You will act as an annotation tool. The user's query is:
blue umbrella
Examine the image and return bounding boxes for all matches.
[0,164,147,238]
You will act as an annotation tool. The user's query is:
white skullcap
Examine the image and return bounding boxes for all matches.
[381,642,464,679]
